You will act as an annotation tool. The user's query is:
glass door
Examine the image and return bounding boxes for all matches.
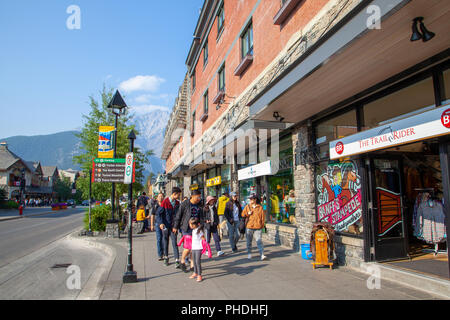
[369,156,408,261]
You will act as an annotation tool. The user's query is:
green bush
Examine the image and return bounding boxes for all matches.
[0,200,19,209]
[83,204,111,231]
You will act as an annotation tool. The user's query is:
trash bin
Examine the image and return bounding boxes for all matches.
[301,243,312,260]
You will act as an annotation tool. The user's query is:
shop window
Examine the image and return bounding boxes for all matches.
[443,69,450,105]
[363,77,435,129]
[314,109,358,160]
[217,5,224,38]
[268,136,294,224]
[315,160,363,236]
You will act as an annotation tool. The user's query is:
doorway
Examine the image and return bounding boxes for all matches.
[367,140,448,278]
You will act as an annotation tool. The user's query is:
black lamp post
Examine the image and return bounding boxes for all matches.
[123,129,137,283]
[107,90,127,223]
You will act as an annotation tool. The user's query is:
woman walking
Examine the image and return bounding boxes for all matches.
[241,194,266,261]
[151,193,165,261]
[204,196,224,257]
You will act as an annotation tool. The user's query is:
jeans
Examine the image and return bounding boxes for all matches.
[162,228,179,260]
[246,228,264,256]
[227,221,240,250]
[206,228,221,252]
[155,226,163,258]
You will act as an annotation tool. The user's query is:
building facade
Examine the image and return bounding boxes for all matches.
[162,0,450,278]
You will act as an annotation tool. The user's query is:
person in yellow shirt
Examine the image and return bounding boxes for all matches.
[217,192,230,238]
[136,205,146,234]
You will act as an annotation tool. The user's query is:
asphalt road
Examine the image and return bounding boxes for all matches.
[0,207,87,268]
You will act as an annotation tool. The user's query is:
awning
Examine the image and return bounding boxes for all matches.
[248,0,450,124]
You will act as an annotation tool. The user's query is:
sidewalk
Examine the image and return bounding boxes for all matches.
[82,229,446,300]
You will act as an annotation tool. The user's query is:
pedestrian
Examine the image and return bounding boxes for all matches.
[151,193,164,261]
[242,194,266,261]
[224,192,242,253]
[156,187,182,268]
[136,204,146,234]
[173,189,204,273]
[137,192,150,231]
[189,217,206,282]
[204,196,224,257]
[217,192,230,238]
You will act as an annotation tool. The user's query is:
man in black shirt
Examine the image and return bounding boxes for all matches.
[173,190,203,272]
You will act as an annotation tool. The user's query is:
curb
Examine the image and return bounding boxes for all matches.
[0,208,85,222]
[349,262,450,299]
[66,230,117,300]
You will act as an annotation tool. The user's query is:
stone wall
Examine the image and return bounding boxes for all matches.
[263,124,366,267]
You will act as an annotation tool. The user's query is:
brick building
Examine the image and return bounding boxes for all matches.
[162,0,450,279]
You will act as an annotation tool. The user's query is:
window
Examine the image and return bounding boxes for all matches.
[363,77,435,130]
[241,23,253,59]
[191,111,196,136]
[218,66,225,92]
[203,91,209,114]
[443,69,450,105]
[192,71,196,92]
[217,6,224,36]
[203,41,208,67]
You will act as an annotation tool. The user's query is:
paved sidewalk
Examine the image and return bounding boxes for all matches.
[84,230,444,300]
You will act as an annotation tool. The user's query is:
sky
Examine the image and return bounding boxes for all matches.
[0,0,204,138]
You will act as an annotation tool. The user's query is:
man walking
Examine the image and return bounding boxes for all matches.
[204,196,224,257]
[224,192,242,253]
[242,194,266,261]
[156,187,182,268]
[151,193,164,261]
[217,192,230,238]
[173,190,204,272]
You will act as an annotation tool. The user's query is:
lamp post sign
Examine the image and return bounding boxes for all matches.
[92,158,126,183]
[124,152,135,185]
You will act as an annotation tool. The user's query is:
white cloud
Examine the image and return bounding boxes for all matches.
[119,75,165,93]
[129,105,171,115]
[133,93,172,104]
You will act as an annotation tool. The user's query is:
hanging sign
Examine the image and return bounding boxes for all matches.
[124,152,135,184]
[190,184,199,190]
[329,104,450,160]
[238,160,275,181]
[98,126,115,159]
[206,176,222,187]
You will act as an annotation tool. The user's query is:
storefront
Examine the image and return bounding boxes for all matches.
[313,60,450,277]
[237,160,273,208]
[190,172,205,200]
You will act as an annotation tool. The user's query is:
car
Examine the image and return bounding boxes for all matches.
[67,199,75,206]
[81,200,89,206]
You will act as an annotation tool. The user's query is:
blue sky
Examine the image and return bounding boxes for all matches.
[0,0,203,138]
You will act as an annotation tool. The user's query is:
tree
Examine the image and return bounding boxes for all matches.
[54,176,72,201]
[74,86,153,205]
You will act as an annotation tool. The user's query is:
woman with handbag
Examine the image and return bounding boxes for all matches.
[203,196,224,257]
[224,192,243,253]
[241,194,266,261]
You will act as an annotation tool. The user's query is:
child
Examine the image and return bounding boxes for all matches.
[136,205,146,234]
[189,218,205,282]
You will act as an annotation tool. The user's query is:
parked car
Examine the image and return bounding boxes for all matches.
[67,199,75,206]
[81,200,89,206]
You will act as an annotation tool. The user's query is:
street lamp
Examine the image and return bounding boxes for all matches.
[107,90,127,223]
[123,129,137,283]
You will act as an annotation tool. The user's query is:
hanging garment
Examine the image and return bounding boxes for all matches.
[416,200,447,244]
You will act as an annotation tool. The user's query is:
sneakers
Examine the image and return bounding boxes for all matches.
[217,251,225,257]
[164,257,169,266]
[180,263,188,273]
[247,254,252,260]
[232,246,238,253]
[158,256,164,261]
[175,260,181,269]
[261,254,267,261]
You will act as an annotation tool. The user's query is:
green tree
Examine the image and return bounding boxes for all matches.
[74,86,153,206]
[54,176,72,201]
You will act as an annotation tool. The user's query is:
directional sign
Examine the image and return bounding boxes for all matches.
[92,158,126,183]
[124,153,135,184]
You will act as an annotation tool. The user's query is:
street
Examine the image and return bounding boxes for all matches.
[0,207,111,300]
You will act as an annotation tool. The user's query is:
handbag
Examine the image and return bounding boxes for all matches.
[239,217,248,234]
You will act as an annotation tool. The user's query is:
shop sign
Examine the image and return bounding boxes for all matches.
[238,160,274,181]
[316,161,362,232]
[329,105,450,160]
[206,176,221,187]
[190,184,199,190]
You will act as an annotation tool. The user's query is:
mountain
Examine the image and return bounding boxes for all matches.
[0,107,170,176]
[0,131,83,170]
[130,106,170,175]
